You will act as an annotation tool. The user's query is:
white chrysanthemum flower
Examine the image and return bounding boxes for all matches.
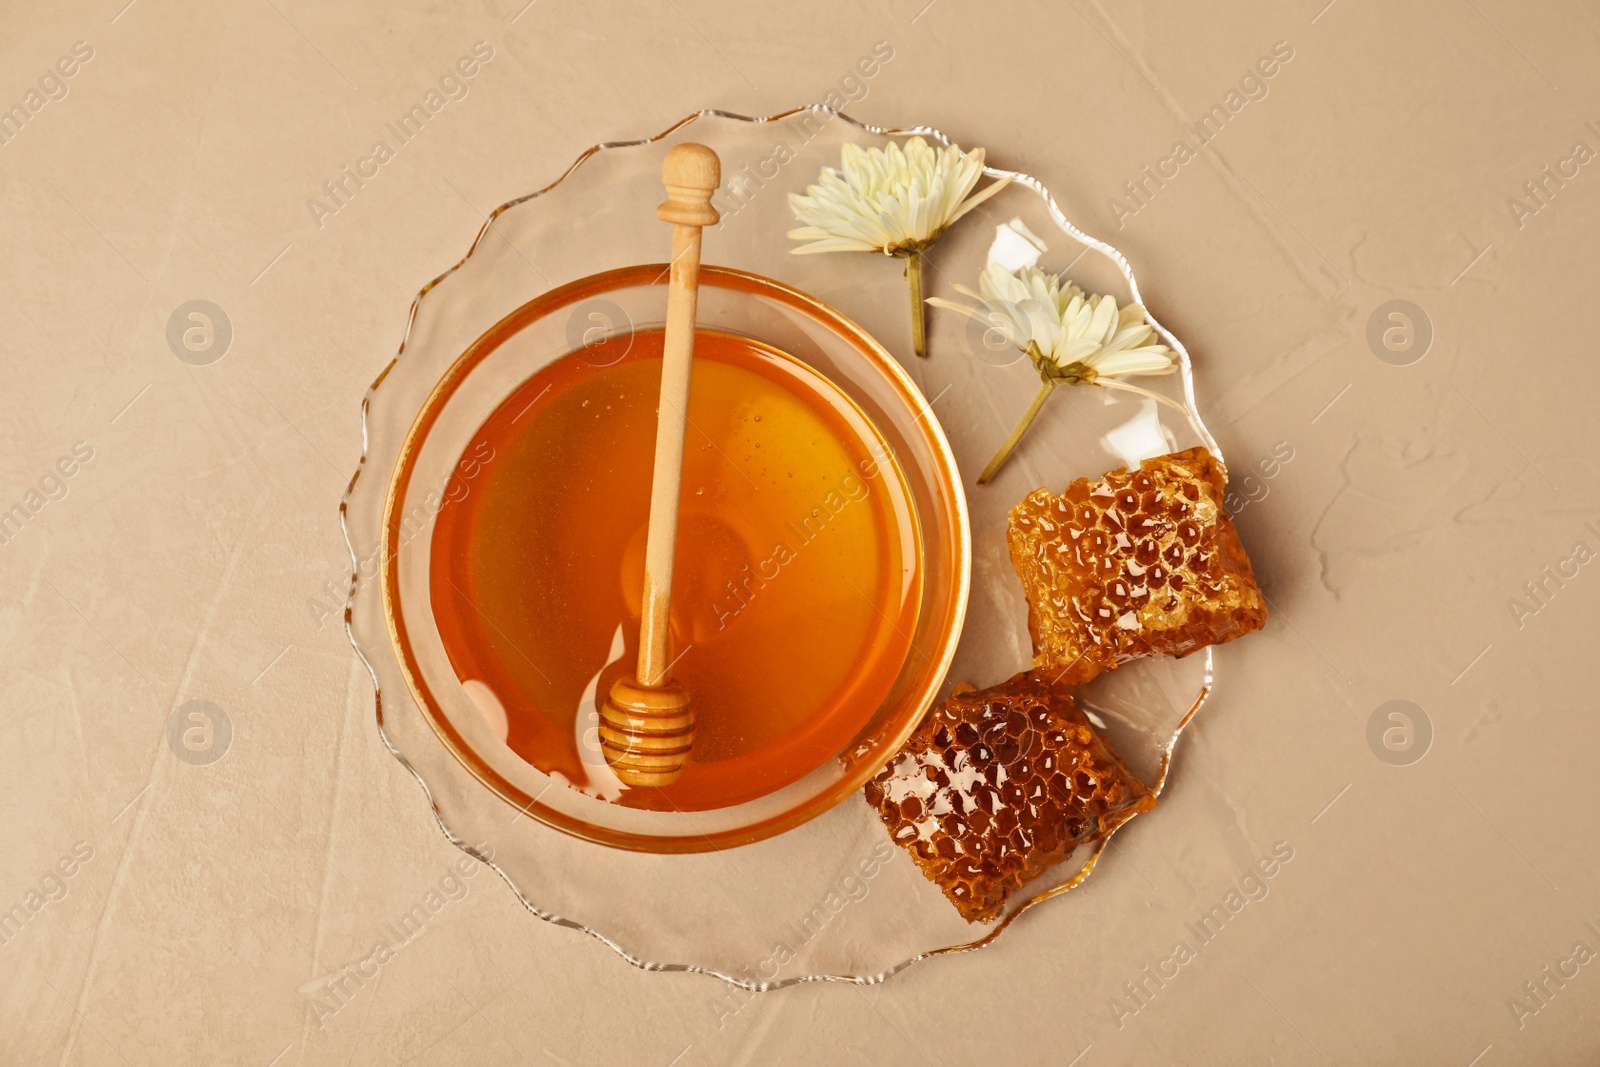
[787,137,1010,355]
[938,264,1176,383]
[787,138,1006,255]
[926,264,1181,484]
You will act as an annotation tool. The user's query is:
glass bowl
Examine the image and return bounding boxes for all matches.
[381,264,969,851]
[343,107,1224,989]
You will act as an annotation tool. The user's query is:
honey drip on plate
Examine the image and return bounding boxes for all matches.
[429,330,921,811]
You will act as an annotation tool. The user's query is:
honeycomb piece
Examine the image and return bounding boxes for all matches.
[865,673,1154,923]
[1007,446,1266,686]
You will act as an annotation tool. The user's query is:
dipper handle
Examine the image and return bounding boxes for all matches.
[636,143,720,688]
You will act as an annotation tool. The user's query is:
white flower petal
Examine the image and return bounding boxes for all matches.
[1087,349,1177,377]
[788,237,884,254]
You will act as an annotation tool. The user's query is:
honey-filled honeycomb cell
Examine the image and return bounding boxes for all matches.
[865,673,1154,923]
[1007,446,1267,687]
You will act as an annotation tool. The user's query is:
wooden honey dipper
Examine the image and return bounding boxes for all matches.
[598,143,721,788]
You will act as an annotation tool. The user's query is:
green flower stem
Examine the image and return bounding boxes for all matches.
[978,380,1054,485]
[904,250,926,357]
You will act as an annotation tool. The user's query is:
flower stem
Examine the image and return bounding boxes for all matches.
[978,381,1054,485]
[905,250,927,357]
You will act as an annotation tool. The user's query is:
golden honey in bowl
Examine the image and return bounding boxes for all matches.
[429,328,921,812]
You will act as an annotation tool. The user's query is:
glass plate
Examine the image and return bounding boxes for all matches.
[342,107,1221,989]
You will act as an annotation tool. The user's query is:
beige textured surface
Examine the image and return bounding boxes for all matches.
[3,0,1598,1063]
